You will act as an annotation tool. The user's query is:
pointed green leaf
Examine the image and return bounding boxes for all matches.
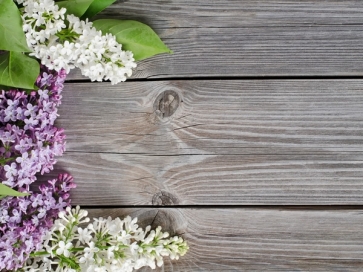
[0,0,30,52]
[93,19,172,61]
[0,51,40,90]
[81,0,117,19]
[56,0,94,17]
[0,183,29,197]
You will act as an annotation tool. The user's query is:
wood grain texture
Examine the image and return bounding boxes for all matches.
[67,0,363,80]
[47,2,363,271]
[38,80,363,205]
[85,208,363,271]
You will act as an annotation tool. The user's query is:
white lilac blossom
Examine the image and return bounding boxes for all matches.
[0,65,66,191]
[0,173,76,271]
[23,206,189,272]
[16,0,137,84]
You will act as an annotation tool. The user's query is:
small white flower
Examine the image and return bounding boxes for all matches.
[79,253,95,265]
[84,241,99,258]
[106,246,115,260]
[56,241,73,257]
[77,227,92,244]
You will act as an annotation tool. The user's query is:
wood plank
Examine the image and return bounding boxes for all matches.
[38,80,363,205]
[42,152,363,205]
[59,80,363,154]
[67,0,363,80]
[85,208,363,271]
[97,1,363,28]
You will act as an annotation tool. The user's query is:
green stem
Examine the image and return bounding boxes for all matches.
[0,156,15,166]
[30,251,51,257]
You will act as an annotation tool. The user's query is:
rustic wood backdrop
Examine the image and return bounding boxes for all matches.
[42,0,363,271]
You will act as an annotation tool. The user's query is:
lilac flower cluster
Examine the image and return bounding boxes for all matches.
[0,173,76,271]
[0,66,67,191]
[0,66,75,270]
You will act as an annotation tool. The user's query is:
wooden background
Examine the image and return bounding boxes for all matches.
[44,1,363,271]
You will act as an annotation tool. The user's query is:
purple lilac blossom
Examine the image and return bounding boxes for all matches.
[0,66,67,191]
[0,173,76,271]
[0,66,74,270]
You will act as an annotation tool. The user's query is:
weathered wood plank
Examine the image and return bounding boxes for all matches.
[39,80,363,205]
[59,80,363,154]
[85,208,363,271]
[43,152,363,205]
[98,0,363,28]
[68,0,363,80]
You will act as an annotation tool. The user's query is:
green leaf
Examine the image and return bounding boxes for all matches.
[93,19,172,61]
[0,183,29,198]
[0,0,30,52]
[0,51,39,90]
[81,0,117,19]
[56,0,94,17]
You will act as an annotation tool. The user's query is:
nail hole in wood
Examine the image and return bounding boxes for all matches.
[154,90,180,118]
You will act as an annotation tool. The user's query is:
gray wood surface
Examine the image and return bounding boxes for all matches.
[45,80,363,205]
[85,208,363,271]
[50,1,363,271]
[67,0,363,80]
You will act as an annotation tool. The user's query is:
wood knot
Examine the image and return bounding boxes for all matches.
[154,90,180,118]
[135,209,187,236]
[152,190,180,206]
